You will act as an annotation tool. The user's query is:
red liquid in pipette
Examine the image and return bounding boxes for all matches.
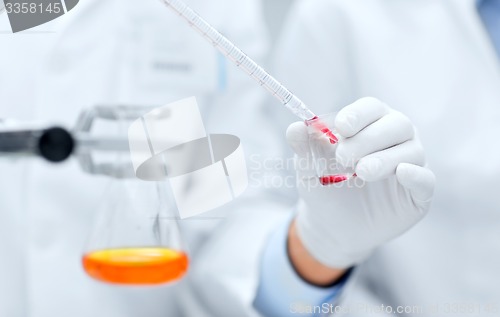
[306,116,339,144]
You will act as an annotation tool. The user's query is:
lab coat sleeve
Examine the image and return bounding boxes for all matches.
[253,216,349,317]
[477,0,500,57]
[176,0,361,315]
[250,1,359,316]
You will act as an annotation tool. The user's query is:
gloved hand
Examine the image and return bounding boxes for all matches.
[287,97,436,269]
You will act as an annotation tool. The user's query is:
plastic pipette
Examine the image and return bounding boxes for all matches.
[158,0,338,144]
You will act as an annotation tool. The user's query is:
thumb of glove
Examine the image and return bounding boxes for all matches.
[286,122,310,158]
[286,122,318,179]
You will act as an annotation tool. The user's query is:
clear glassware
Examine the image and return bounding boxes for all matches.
[81,107,188,286]
[306,113,356,185]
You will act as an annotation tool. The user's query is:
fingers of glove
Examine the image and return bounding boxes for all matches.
[396,163,436,203]
[355,139,425,182]
[336,111,415,167]
[286,122,310,158]
[335,97,390,138]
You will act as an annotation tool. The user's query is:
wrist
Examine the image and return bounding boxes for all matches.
[287,219,348,287]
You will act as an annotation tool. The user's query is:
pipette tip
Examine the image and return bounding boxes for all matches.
[305,116,339,144]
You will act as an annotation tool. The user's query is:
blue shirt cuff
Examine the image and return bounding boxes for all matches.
[253,217,350,317]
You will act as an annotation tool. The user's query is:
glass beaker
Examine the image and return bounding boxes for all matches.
[306,113,356,185]
[80,107,188,286]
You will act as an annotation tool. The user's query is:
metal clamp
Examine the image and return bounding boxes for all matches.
[73,105,155,178]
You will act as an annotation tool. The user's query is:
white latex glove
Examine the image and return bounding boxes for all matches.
[287,97,436,269]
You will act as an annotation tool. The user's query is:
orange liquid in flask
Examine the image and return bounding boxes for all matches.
[82,247,189,285]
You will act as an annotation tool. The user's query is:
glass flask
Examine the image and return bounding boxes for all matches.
[306,113,356,185]
[81,107,188,286]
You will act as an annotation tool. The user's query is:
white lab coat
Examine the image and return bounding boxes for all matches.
[0,1,294,316]
[273,0,500,315]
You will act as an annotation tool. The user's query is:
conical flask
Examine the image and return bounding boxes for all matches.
[82,179,188,285]
[81,107,188,286]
